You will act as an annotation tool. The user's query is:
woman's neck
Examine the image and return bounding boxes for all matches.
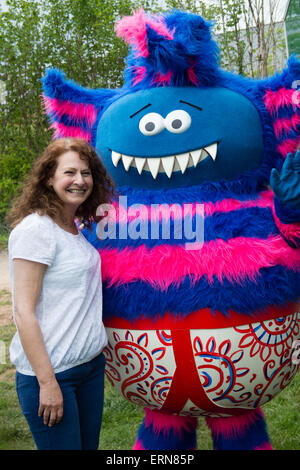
[53,208,78,234]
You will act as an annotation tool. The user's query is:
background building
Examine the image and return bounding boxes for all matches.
[284,0,300,55]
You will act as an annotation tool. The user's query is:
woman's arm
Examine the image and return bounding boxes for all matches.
[13,258,63,427]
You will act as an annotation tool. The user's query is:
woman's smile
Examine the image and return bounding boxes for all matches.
[49,150,93,212]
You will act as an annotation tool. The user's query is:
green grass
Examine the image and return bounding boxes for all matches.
[0,321,299,450]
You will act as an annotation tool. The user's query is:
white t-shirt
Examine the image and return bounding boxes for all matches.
[8,212,107,375]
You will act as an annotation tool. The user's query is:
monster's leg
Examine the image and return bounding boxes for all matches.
[205,408,273,450]
[133,408,198,450]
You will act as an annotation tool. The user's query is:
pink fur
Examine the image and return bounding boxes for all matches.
[152,70,173,86]
[132,66,147,86]
[273,114,300,138]
[254,442,273,450]
[272,211,300,244]
[206,408,264,439]
[145,14,174,41]
[115,9,148,57]
[50,122,92,142]
[264,88,300,158]
[277,136,300,157]
[133,439,146,450]
[42,95,97,128]
[204,190,274,215]
[112,190,274,224]
[187,61,199,86]
[144,408,197,436]
[100,235,300,288]
[263,87,299,114]
[115,8,174,59]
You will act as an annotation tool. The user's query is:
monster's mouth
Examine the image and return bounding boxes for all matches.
[111,143,217,179]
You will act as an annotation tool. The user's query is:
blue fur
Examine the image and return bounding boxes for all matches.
[274,197,300,249]
[84,206,278,250]
[274,197,300,223]
[41,68,118,105]
[218,55,300,177]
[210,411,271,450]
[41,68,122,146]
[54,112,93,131]
[116,180,267,205]
[136,416,197,450]
[277,127,300,145]
[122,10,221,91]
[102,266,300,321]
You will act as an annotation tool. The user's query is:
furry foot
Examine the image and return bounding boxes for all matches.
[206,408,273,450]
[133,408,198,450]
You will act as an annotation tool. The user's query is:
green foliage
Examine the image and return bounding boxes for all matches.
[0,129,34,223]
[0,0,156,223]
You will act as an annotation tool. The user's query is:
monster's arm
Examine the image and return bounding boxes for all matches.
[270,150,300,248]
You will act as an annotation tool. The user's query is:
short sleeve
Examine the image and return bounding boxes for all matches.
[9,214,56,266]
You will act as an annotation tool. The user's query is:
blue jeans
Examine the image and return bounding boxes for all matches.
[15,353,106,450]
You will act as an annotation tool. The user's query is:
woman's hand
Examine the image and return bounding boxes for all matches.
[38,378,64,427]
[13,258,64,427]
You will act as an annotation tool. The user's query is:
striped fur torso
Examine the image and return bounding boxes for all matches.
[91,185,300,325]
[90,183,300,416]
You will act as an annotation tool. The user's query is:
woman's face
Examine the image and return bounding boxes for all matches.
[49,150,93,212]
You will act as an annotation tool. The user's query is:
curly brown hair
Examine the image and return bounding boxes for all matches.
[8,138,116,229]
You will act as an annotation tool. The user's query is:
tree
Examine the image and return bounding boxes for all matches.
[243,0,286,77]
[163,0,286,77]
[0,0,155,223]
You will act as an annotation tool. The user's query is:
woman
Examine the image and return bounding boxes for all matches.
[7,138,115,450]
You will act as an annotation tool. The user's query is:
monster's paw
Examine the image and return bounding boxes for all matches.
[133,408,198,450]
[205,408,273,450]
[270,151,300,209]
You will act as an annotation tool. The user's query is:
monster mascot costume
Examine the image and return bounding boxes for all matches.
[42,9,300,450]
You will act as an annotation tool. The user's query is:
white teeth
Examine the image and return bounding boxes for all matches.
[122,155,133,170]
[176,152,189,174]
[112,151,122,167]
[147,157,161,179]
[134,157,146,174]
[204,143,217,161]
[161,156,175,178]
[112,143,217,179]
[190,149,202,167]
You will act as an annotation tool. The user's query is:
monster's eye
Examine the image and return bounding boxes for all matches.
[165,110,191,134]
[139,113,164,136]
